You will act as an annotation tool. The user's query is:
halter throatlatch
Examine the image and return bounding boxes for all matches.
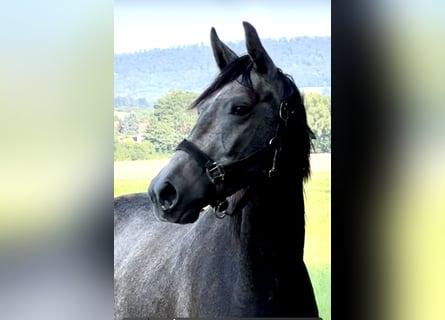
[176,94,299,218]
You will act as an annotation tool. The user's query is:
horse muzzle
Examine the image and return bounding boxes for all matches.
[148,172,207,224]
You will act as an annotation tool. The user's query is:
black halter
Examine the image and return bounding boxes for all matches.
[176,95,299,218]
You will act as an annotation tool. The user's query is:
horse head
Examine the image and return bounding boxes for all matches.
[149,22,311,223]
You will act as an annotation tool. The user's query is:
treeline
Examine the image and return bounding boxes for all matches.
[114,89,330,161]
[114,36,331,107]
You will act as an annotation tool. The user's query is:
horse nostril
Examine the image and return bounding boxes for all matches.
[159,182,178,212]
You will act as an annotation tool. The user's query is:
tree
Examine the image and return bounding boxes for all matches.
[114,37,331,107]
[146,89,198,153]
[119,112,139,136]
[304,93,331,153]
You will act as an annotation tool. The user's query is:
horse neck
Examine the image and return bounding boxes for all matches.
[241,172,306,261]
[226,172,308,315]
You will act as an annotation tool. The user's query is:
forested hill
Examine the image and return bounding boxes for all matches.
[114,36,331,108]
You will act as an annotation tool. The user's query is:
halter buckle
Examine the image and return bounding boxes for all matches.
[206,162,225,184]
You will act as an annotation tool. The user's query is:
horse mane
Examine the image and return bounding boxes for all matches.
[190,55,315,181]
[278,70,315,181]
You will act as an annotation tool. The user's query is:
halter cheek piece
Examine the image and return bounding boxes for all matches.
[176,96,299,218]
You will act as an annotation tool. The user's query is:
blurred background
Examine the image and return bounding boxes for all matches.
[0,1,114,319]
[332,1,445,319]
[0,0,444,319]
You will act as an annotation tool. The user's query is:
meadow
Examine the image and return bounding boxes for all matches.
[114,153,331,319]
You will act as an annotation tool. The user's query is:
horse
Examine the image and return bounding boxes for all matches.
[114,21,319,319]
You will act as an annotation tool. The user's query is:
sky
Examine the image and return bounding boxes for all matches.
[114,0,331,53]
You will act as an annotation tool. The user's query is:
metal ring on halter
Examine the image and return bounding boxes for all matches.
[279,100,289,121]
[214,199,229,219]
[269,136,282,150]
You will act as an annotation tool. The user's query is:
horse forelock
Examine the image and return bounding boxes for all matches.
[189,55,253,110]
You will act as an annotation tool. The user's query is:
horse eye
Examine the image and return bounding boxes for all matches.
[230,104,252,116]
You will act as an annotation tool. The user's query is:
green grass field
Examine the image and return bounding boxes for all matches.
[114,153,331,319]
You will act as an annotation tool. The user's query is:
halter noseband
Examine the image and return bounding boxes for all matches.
[176,95,299,218]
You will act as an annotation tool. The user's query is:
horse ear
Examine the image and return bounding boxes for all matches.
[210,27,238,70]
[243,21,276,75]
